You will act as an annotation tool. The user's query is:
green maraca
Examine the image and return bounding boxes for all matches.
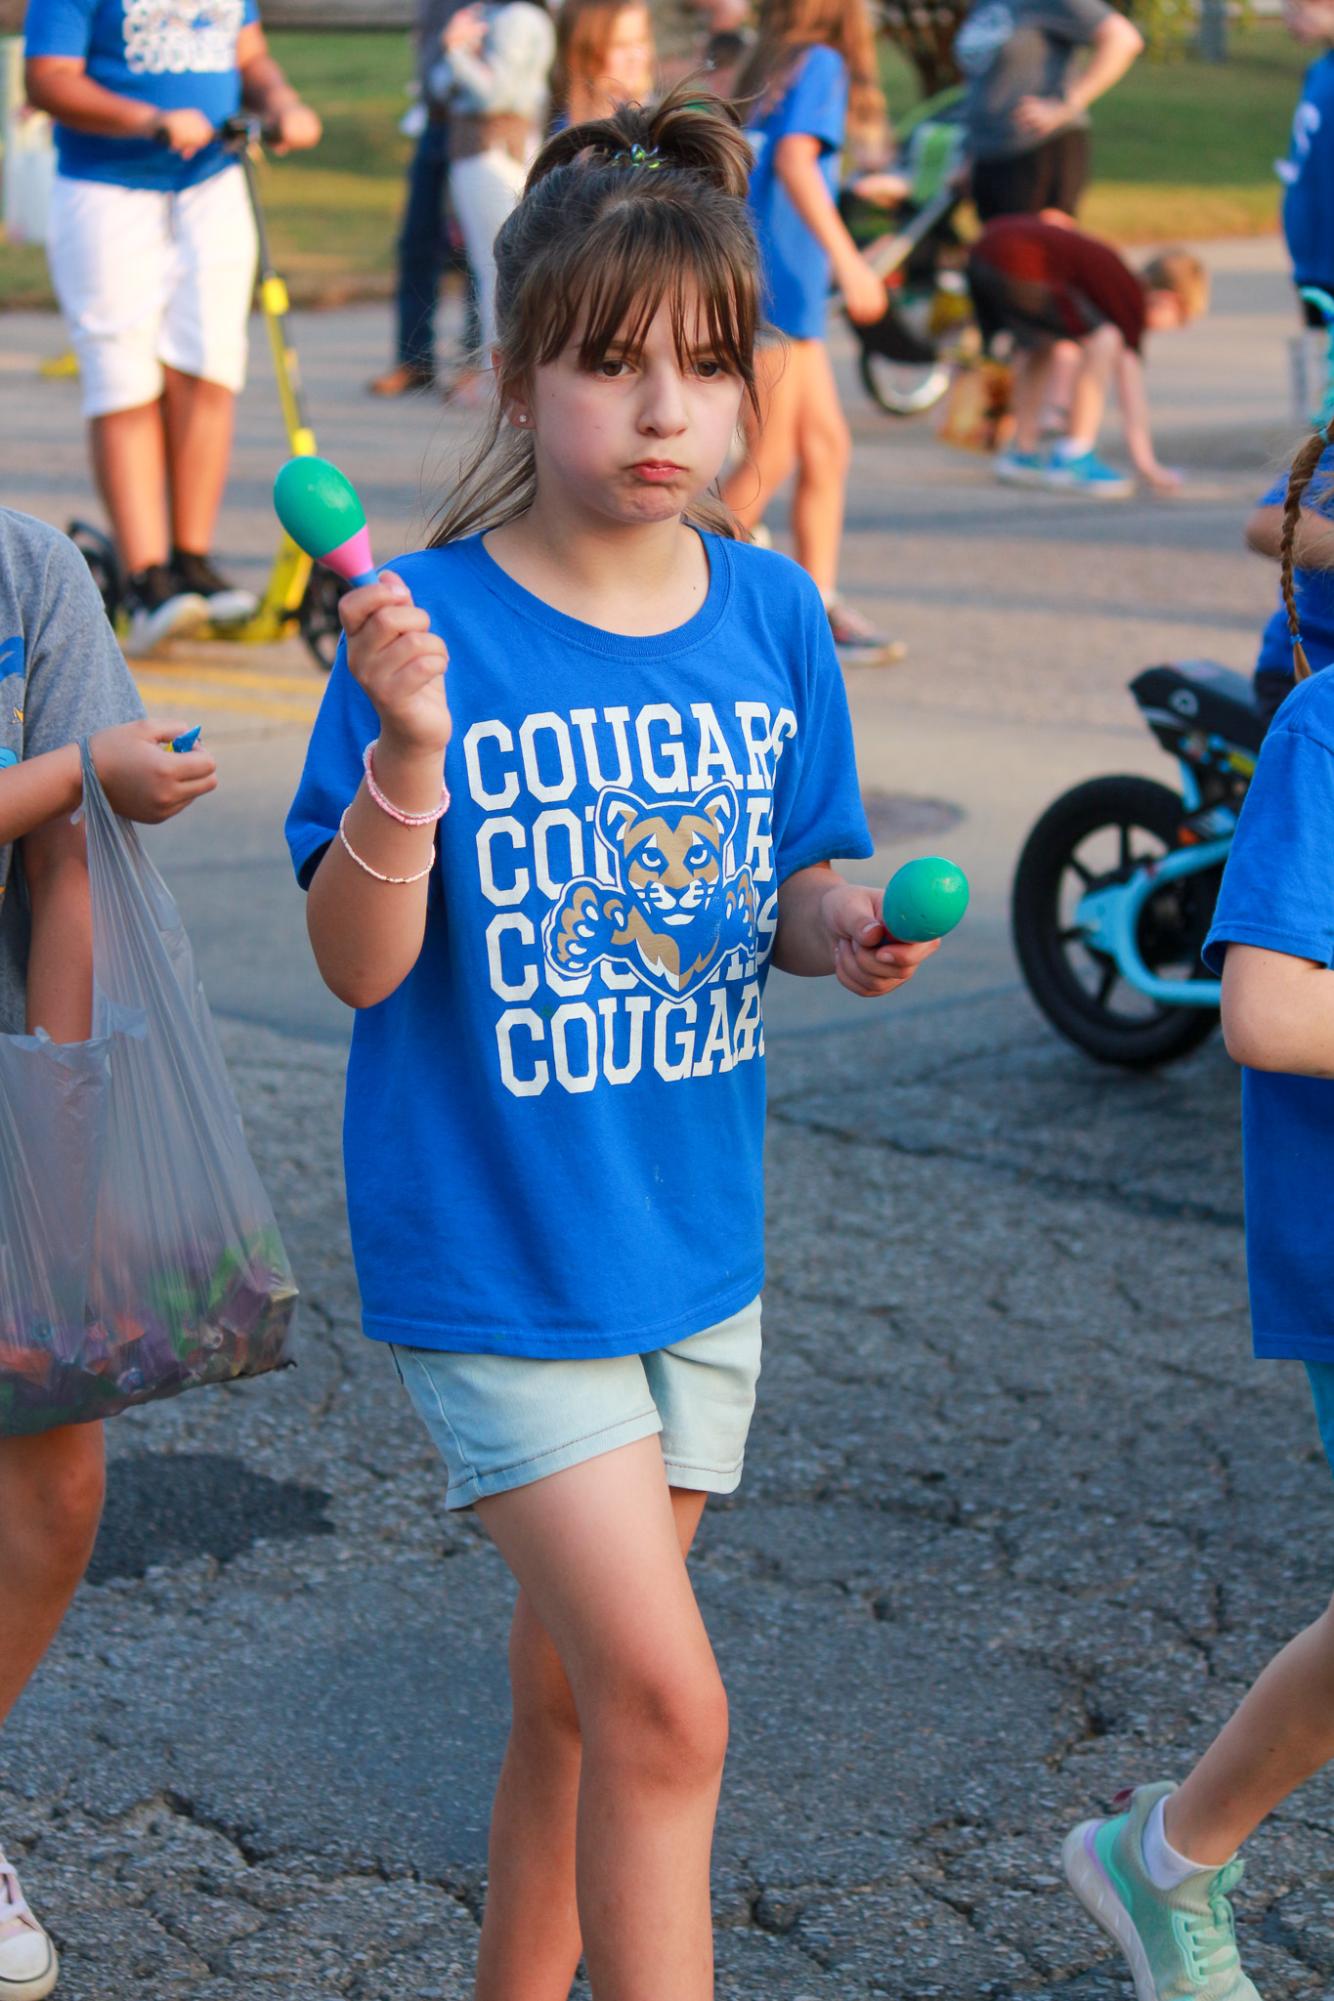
[881,856,970,943]
[273,455,377,586]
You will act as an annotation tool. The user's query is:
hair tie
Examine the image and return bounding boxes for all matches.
[614,143,663,170]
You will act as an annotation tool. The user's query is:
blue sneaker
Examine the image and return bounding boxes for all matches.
[1062,1781,1261,2000]
[1043,447,1134,498]
[994,447,1049,487]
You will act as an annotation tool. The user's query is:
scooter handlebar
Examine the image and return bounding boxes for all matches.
[151,113,281,153]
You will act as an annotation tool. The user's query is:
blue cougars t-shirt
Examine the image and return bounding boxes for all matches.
[24,0,260,191]
[746,44,848,340]
[1203,670,1334,1362]
[285,531,874,1358]
[1280,52,1334,291]
[1253,445,1334,701]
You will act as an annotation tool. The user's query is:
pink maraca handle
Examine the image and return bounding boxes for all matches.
[323,524,377,587]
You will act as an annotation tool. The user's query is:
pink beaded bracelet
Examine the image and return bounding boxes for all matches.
[338,808,435,885]
[363,740,449,826]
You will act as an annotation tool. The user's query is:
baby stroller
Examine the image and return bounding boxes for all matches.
[837,86,971,417]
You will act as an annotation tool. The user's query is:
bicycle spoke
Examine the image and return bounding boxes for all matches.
[1096,964,1118,1007]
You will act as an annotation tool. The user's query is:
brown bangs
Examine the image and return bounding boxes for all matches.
[535,198,759,410]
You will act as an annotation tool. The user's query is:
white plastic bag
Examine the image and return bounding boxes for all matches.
[0,745,298,1436]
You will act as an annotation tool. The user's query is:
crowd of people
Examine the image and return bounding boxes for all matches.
[5,3,1334,2001]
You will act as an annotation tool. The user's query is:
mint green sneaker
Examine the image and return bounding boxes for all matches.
[1062,1781,1262,2000]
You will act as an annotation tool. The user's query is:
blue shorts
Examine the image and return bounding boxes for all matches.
[1307,1364,1334,1477]
[389,1297,763,1512]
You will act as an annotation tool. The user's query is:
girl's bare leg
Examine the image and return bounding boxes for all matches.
[474,1485,710,2001]
[0,1430,105,1732]
[789,339,851,599]
[719,340,800,531]
[1165,1593,1334,1867]
[474,1439,727,2001]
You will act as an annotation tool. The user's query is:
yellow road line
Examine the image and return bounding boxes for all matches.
[131,682,319,725]
[131,662,325,695]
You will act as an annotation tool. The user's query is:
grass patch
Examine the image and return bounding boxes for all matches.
[0,21,1309,309]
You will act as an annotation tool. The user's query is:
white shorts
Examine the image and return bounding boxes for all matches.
[46,168,258,418]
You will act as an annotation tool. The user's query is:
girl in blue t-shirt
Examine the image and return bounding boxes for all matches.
[1061,424,1334,2001]
[286,87,942,1998]
[720,0,905,665]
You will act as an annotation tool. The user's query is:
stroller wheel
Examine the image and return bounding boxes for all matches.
[68,518,124,623]
[858,349,952,417]
[298,564,347,673]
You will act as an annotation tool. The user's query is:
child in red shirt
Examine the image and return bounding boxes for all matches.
[966,215,1208,496]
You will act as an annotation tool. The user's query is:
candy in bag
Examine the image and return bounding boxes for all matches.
[0,743,298,1437]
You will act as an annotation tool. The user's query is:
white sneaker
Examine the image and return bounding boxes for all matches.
[0,1851,58,2001]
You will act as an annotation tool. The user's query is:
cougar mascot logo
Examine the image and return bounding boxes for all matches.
[544,783,757,1001]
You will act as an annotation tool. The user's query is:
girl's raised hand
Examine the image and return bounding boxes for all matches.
[90,719,218,823]
[339,571,452,760]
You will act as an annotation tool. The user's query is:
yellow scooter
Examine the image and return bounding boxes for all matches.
[70,115,342,670]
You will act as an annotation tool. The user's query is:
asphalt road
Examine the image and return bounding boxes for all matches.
[3,234,1333,2001]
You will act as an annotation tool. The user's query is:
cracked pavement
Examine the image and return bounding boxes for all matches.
[5,235,1334,1997]
[8,1001,1334,2000]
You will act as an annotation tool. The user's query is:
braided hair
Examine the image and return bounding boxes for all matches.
[1279,422,1334,682]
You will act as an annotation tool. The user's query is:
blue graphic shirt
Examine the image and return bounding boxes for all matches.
[23,0,260,191]
[746,44,848,340]
[1253,446,1334,691]
[285,531,873,1359]
[1280,52,1334,290]
[1203,669,1334,1361]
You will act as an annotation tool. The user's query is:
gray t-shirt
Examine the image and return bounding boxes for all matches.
[957,0,1111,162]
[0,509,144,1033]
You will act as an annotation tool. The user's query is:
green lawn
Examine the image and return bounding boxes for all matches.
[0,20,1311,308]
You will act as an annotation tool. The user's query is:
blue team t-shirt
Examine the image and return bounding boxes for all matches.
[1203,669,1334,1362]
[1253,445,1334,693]
[24,0,260,191]
[746,44,848,340]
[285,531,874,1359]
[1280,51,1334,290]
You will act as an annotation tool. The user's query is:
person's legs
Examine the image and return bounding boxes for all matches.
[1060,321,1121,455]
[473,1437,728,2001]
[397,121,451,376]
[0,1428,105,1730]
[161,367,236,558]
[372,120,452,391]
[1064,1363,1334,2001]
[90,400,170,575]
[1161,1361,1334,1866]
[719,339,800,531]
[473,1481,710,2001]
[1007,341,1056,453]
[451,149,528,355]
[789,338,850,598]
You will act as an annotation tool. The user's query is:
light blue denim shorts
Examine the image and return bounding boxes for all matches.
[388,1296,762,1512]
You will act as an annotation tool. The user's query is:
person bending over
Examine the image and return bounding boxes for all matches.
[966,214,1206,497]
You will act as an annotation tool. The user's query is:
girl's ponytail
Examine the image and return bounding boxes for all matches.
[527,86,753,201]
[1281,424,1333,681]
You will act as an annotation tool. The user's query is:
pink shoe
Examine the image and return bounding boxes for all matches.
[0,1850,57,2000]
